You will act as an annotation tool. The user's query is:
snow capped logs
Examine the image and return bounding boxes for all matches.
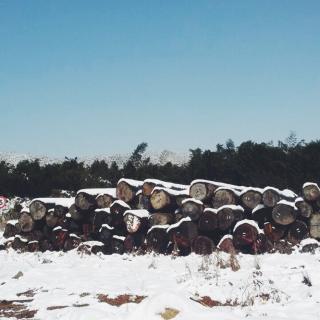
[4,178,320,256]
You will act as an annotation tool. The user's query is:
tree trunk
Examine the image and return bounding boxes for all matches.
[240,189,262,210]
[287,220,309,244]
[262,188,280,208]
[310,213,320,239]
[213,188,237,208]
[302,183,320,202]
[272,202,297,225]
[18,212,34,233]
[181,199,204,221]
[116,179,143,203]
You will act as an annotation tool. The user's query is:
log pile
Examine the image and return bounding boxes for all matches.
[2,178,320,256]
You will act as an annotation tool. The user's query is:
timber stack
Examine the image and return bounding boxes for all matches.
[2,179,320,256]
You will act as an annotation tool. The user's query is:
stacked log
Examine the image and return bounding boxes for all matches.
[2,179,320,256]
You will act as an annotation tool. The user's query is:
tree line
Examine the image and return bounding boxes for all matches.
[1,134,320,198]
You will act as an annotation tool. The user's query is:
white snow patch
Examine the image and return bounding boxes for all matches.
[123,209,150,219]
[167,217,192,232]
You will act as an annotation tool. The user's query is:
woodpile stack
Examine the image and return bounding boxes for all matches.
[2,178,320,255]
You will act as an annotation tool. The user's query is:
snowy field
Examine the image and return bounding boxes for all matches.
[1,232,320,320]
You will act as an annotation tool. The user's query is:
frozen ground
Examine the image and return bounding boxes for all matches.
[1,232,320,320]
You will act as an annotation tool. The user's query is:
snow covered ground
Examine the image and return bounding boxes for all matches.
[1,231,320,320]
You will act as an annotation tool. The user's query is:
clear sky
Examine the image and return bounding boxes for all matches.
[0,0,319,157]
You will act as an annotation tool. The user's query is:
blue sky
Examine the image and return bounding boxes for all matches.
[0,1,319,156]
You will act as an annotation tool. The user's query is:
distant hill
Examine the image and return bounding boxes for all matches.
[0,150,189,167]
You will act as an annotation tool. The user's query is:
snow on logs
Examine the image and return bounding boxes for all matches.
[2,178,320,255]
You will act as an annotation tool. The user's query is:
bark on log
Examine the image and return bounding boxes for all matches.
[287,220,309,244]
[18,212,34,233]
[116,179,142,203]
[295,199,313,218]
[263,222,287,242]
[124,233,145,253]
[310,213,320,239]
[213,188,237,209]
[111,236,125,254]
[181,199,204,221]
[251,205,272,228]
[240,189,262,210]
[27,241,39,252]
[262,188,280,208]
[64,234,81,251]
[192,236,214,255]
[302,183,320,202]
[272,202,297,225]
[12,236,28,251]
[149,212,174,226]
[3,221,21,238]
